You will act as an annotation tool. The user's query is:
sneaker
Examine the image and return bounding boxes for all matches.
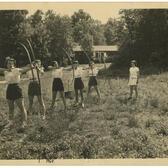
[81,103,85,108]
[4,120,14,129]
[19,134,27,143]
[42,115,46,120]
[21,121,27,129]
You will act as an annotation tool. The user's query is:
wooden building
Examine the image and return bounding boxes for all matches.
[73,45,119,63]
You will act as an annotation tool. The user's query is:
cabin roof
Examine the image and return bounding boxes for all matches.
[73,45,118,52]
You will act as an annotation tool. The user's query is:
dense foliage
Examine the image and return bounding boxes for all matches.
[114,9,168,70]
[0,9,106,67]
[0,9,168,70]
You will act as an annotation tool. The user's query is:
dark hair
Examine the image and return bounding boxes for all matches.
[89,60,94,66]
[131,60,136,63]
[52,61,58,67]
[35,59,41,63]
[53,61,58,64]
[131,60,137,66]
[73,60,78,64]
[5,57,16,67]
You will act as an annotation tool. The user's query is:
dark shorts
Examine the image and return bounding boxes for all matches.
[88,76,98,87]
[6,83,23,100]
[28,81,41,96]
[74,77,84,90]
[52,78,64,92]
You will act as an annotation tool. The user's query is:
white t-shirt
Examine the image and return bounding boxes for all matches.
[74,67,83,78]
[52,68,63,79]
[129,67,139,78]
[88,67,98,77]
[27,67,44,79]
[4,68,21,84]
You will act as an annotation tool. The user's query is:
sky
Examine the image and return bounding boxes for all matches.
[1,2,167,23]
[28,3,121,23]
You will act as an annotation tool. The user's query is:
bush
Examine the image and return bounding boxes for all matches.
[154,121,168,136]
[145,119,155,128]
[149,97,159,108]
[127,115,139,128]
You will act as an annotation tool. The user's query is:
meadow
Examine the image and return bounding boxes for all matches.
[0,64,168,159]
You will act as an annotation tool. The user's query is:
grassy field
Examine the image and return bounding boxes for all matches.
[0,65,168,159]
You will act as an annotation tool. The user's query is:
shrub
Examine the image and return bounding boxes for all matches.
[105,112,116,121]
[159,101,168,115]
[149,97,159,108]
[154,123,168,136]
[145,119,155,128]
[127,115,139,128]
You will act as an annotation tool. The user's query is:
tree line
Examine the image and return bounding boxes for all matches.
[0,9,120,68]
[116,9,168,71]
[0,9,167,70]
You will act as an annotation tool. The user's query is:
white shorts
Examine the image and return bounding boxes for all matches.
[128,77,138,86]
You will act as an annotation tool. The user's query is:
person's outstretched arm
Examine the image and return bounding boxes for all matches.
[48,66,56,71]
[19,64,34,74]
[63,66,73,71]
[0,68,7,75]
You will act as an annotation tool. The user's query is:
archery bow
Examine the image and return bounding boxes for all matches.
[18,42,35,79]
[26,39,42,93]
[83,50,94,76]
[62,48,75,84]
[25,39,44,162]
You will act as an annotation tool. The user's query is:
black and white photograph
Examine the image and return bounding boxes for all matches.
[0,2,167,164]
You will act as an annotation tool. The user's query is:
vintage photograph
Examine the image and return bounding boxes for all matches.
[0,2,167,162]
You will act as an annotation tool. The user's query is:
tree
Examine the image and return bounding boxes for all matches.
[72,9,94,58]
[0,10,28,67]
[115,9,168,69]
[44,10,74,65]
[72,9,107,62]
[91,20,106,45]
[104,18,126,45]
[28,10,49,63]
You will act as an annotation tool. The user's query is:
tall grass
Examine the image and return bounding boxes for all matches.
[0,68,168,159]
